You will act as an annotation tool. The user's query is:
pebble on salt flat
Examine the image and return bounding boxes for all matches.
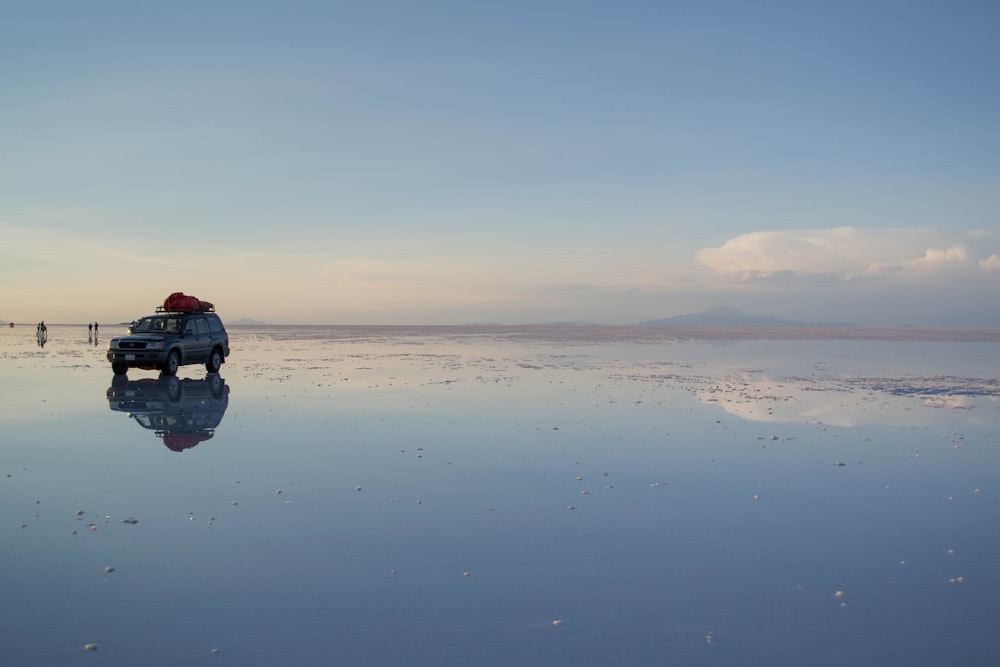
[83,643,98,651]
[104,566,115,573]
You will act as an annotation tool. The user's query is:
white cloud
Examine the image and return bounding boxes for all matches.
[696,227,997,283]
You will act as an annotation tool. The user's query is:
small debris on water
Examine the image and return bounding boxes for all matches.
[552,619,563,627]
[104,566,115,573]
[83,643,98,651]
[121,517,138,524]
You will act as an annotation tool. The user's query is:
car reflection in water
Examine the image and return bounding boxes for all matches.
[107,374,230,452]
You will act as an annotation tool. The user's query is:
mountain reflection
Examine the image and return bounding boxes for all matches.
[107,374,230,451]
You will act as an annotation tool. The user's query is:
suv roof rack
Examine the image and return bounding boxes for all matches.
[155,306,216,314]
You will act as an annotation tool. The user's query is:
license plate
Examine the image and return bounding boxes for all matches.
[125,354,135,361]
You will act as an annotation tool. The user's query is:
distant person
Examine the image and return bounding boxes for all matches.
[88,322,93,337]
[94,322,98,335]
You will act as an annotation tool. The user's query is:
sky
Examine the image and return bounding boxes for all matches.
[2,1,999,326]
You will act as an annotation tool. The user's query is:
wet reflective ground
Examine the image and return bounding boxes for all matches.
[3,324,1000,666]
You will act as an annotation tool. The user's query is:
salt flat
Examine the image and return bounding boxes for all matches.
[2,324,998,666]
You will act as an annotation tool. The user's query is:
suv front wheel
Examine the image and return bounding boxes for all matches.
[162,349,180,376]
[206,347,223,373]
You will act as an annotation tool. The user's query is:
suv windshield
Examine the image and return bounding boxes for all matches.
[131,316,184,334]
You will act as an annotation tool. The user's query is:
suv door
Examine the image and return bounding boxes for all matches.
[183,317,211,363]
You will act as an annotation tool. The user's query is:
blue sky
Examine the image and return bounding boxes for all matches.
[2,1,999,325]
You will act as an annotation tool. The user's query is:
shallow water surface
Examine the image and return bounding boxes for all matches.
[2,324,999,666]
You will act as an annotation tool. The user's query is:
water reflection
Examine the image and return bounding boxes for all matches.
[106,374,230,451]
[695,372,1000,426]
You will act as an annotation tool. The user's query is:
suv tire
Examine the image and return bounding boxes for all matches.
[112,362,129,376]
[206,347,223,373]
[162,349,180,376]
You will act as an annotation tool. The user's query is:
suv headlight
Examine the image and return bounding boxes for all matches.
[146,342,165,350]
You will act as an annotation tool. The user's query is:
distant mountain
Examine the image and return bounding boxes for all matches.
[640,305,854,328]
[229,318,270,325]
[536,321,599,327]
[464,321,598,327]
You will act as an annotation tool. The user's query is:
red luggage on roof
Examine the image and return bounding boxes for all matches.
[163,292,214,312]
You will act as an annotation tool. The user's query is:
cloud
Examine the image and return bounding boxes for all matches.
[696,227,998,283]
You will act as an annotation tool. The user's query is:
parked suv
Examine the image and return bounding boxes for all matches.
[107,308,230,376]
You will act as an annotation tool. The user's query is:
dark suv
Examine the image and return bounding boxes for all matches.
[107,308,230,376]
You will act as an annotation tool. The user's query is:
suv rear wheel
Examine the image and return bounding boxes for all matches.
[162,349,180,376]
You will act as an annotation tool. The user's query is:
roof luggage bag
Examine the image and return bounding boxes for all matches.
[162,292,214,313]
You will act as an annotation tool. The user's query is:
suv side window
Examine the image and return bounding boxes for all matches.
[184,319,197,335]
[196,318,210,335]
[208,317,223,333]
